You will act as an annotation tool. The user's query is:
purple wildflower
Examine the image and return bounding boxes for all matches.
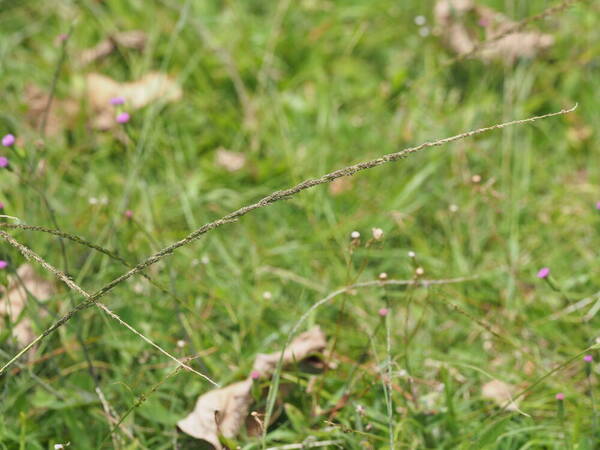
[584,355,593,363]
[537,267,550,279]
[124,209,133,219]
[2,134,15,147]
[250,370,260,380]
[116,112,130,124]
[0,202,4,210]
[596,202,600,211]
[0,260,8,269]
[378,307,389,317]
[555,392,565,401]
[110,96,125,106]
[0,157,9,168]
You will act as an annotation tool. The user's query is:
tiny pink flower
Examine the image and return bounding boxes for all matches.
[537,267,550,279]
[555,392,565,401]
[110,96,125,106]
[250,370,260,380]
[378,307,389,317]
[0,202,4,209]
[2,134,15,147]
[0,260,8,269]
[124,210,133,219]
[478,18,490,27]
[0,156,9,168]
[116,112,130,124]
[596,202,600,211]
[584,355,593,363]
[54,33,69,46]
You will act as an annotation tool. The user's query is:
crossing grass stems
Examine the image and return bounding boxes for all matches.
[0,105,576,377]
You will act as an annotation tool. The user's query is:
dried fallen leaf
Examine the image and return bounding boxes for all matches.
[177,379,252,449]
[478,31,554,64]
[0,264,56,347]
[481,379,520,411]
[329,177,353,196]
[178,327,327,448]
[79,30,147,65]
[434,0,554,64]
[25,84,79,137]
[215,148,246,173]
[434,0,475,55]
[25,71,182,135]
[251,327,327,378]
[86,72,182,129]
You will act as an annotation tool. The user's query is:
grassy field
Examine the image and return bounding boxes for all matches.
[1,0,599,448]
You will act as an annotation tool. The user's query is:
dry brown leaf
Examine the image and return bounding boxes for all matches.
[478,32,554,64]
[86,72,182,110]
[25,84,79,137]
[79,30,147,65]
[434,0,554,64]
[434,0,475,54]
[178,327,327,447]
[215,148,246,173]
[0,264,56,346]
[178,379,253,449]
[329,177,353,196]
[252,327,327,378]
[86,72,183,130]
[25,71,182,135]
[481,379,519,411]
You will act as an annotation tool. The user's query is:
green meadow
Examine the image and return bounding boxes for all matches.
[0,0,599,448]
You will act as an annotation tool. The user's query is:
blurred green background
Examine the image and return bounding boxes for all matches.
[0,0,599,448]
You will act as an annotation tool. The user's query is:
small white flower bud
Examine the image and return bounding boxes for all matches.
[378,272,388,280]
[415,267,424,276]
[262,291,272,300]
[371,228,384,240]
[414,15,426,26]
[408,251,416,258]
[350,231,360,239]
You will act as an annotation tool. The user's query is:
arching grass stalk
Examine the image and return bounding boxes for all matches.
[0,231,218,386]
[381,283,395,449]
[259,276,475,448]
[0,106,576,374]
[583,355,597,440]
[471,343,600,445]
